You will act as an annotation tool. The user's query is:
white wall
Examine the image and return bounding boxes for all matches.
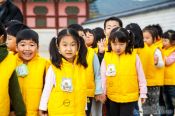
[82,7,175,31]
[34,29,57,58]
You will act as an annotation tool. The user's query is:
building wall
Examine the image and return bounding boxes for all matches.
[82,7,175,32]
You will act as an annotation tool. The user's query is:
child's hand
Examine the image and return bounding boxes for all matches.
[97,39,106,53]
[95,94,106,104]
[154,55,159,65]
[141,98,146,104]
[39,110,48,116]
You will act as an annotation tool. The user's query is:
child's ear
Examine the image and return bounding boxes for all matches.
[16,46,18,52]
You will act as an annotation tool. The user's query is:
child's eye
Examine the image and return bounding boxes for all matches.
[71,44,76,46]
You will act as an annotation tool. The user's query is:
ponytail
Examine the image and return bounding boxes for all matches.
[49,37,62,69]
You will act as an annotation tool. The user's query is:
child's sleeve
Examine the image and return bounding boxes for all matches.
[100,59,106,95]
[93,53,103,95]
[39,66,55,111]
[9,71,26,116]
[165,51,175,66]
[154,48,164,68]
[136,55,147,98]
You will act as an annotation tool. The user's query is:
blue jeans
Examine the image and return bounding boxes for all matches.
[133,102,140,116]
[163,86,175,116]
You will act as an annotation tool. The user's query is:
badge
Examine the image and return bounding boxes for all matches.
[106,64,116,76]
[61,78,73,92]
[16,64,29,77]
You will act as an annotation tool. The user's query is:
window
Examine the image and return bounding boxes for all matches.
[68,18,77,25]
[65,6,79,15]
[34,6,48,15]
[36,18,46,27]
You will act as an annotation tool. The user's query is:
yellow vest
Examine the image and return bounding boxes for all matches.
[163,46,175,85]
[146,44,164,86]
[16,54,49,116]
[155,40,163,49]
[104,52,139,103]
[0,53,16,116]
[86,48,95,97]
[133,43,149,75]
[48,59,87,116]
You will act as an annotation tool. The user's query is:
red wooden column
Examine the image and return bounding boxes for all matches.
[21,0,27,24]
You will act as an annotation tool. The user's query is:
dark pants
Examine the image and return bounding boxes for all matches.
[86,97,93,116]
[142,86,160,116]
[109,99,136,116]
[163,86,175,116]
[133,102,140,116]
[103,97,111,116]
[159,86,166,116]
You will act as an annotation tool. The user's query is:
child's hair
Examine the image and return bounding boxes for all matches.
[162,30,175,45]
[108,27,134,54]
[16,29,39,46]
[93,27,106,42]
[0,22,7,43]
[104,17,123,29]
[68,24,84,32]
[84,28,97,48]
[125,23,144,48]
[49,28,88,69]
[7,23,30,37]
[143,25,159,42]
[152,24,163,38]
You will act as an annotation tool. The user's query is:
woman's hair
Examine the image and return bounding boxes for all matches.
[143,25,159,42]
[0,22,7,43]
[162,30,175,45]
[84,28,97,48]
[125,23,144,48]
[93,27,106,42]
[108,27,134,54]
[49,28,88,69]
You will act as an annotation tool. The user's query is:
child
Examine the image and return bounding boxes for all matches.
[162,30,175,115]
[102,17,123,116]
[126,23,150,116]
[6,22,29,54]
[68,24,104,116]
[84,28,97,49]
[15,29,49,116]
[39,28,88,116]
[93,27,106,63]
[142,26,164,115]
[101,27,147,115]
[0,22,26,116]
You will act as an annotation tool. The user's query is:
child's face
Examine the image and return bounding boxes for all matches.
[59,35,78,63]
[143,31,154,46]
[6,35,16,52]
[162,38,171,49]
[111,40,126,55]
[78,31,86,40]
[85,31,94,47]
[105,20,120,37]
[16,39,38,62]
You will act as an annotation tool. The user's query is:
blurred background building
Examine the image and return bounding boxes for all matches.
[11,0,175,57]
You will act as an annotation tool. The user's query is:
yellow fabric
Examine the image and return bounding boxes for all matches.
[0,53,16,116]
[104,52,139,103]
[86,48,95,97]
[146,44,164,86]
[93,47,98,54]
[163,46,175,85]
[155,40,163,49]
[48,59,87,116]
[16,54,50,116]
[133,43,149,77]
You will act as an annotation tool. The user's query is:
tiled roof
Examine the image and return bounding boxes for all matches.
[86,0,175,23]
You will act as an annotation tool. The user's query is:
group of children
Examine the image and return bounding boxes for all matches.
[0,16,175,116]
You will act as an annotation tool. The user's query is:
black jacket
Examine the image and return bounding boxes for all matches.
[0,1,23,26]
